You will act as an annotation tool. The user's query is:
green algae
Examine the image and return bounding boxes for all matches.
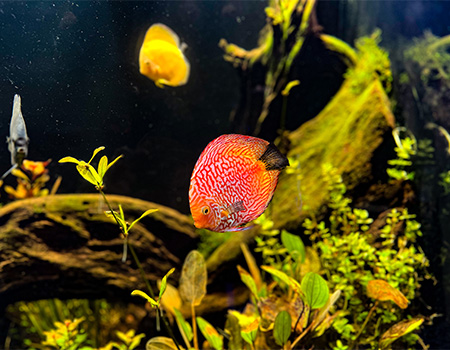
[271,31,395,229]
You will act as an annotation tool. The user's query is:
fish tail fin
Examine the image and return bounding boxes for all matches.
[259,143,289,171]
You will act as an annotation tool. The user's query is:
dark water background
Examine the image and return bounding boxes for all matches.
[1,0,450,347]
[0,0,268,211]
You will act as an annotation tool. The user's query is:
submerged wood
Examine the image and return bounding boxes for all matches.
[271,33,396,229]
[0,194,200,308]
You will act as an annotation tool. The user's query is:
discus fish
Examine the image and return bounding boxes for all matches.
[1,94,29,180]
[189,134,289,232]
[139,23,190,88]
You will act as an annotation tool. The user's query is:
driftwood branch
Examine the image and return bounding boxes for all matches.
[0,194,199,308]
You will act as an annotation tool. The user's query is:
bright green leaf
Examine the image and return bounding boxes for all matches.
[281,230,305,263]
[261,265,302,294]
[301,272,329,309]
[58,156,80,164]
[128,209,159,232]
[129,333,146,350]
[179,250,207,306]
[237,265,259,300]
[76,162,101,186]
[98,155,108,179]
[131,290,159,308]
[105,210,127,232]
[119,204,125,221]
[116,330,130,344]
[88,146,105,163]
[106,154,124,171]
[379,318,424,349]
[146,336,179,350]
[196,317,223,350]
[273,310,292,346]
[159,268,175,300]
[174,308,193,342]
[240,319,258,346]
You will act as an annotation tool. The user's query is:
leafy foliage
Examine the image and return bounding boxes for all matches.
[302,164,429,348]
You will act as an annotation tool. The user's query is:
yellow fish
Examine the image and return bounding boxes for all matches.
[139,23,190,88]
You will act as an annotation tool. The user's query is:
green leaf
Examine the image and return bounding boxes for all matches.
[301,272,329,309]
[179,250,207,306]
[131,290,159,308]
[281,230,305,263]
[159,268,175,300]
[76,162,102,186]
[379,318,424,350]
[174,307,193,342]
[128,209,159,232]
[129,333,146,350]
[105,210,127,232]
[224,314,243,350]
[119,204,125,221]
[240,319,258,346]
[146,336,179,350]
[196,317,223,350]
[237,265,259,300]
[58,156,80,164]
[273,310,292,346]
[88,146,105,163]
[116,330,129,344]
[106,154,123,171]
[98,155,108,179]
[261,265,302,294]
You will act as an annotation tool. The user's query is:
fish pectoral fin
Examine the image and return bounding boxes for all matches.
[155,78,171,88]
[1,164,17,180]
[222,200,246,217]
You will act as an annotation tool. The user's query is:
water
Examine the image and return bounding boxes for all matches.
[0,1,450,349]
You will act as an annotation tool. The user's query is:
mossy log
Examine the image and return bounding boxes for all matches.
[271,34,396,229]
[0,194,199,308]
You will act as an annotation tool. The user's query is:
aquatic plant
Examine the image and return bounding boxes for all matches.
[404,31,450,89]
[148,250,221,350]
[3,159,53,199]
[39,316,145,350]
[301,164,429,349]
[220,0,316,135]
[41,317,90,350]
[7,298,150,349]
[59,147,155,262]
[271,30,395,229]
[386,127,417,181]
[59,147,183,346]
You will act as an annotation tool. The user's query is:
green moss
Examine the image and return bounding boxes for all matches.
[271,31,395,229]
[405,31,450,87]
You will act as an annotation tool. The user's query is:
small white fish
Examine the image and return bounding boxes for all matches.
[1,94,29,180]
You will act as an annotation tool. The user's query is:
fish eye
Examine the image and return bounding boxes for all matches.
[201,206,210,215]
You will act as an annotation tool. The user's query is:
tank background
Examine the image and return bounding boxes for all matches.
[0,1,267,211]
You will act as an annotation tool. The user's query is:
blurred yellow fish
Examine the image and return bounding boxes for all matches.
[139,23,190,88]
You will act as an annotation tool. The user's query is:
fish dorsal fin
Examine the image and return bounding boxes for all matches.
[259,143,289,171]
[143,23,180,48]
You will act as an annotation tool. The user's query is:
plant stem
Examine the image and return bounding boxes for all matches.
[350,301,379,350]
[192,303,199,350]
[99,189,182,350]
[128,243,155,299]
[291,316,315,348]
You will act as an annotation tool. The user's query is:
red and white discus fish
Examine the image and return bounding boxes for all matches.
[189,134,289,232]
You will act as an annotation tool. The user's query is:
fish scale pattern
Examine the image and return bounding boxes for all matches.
[189,134,283,232]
